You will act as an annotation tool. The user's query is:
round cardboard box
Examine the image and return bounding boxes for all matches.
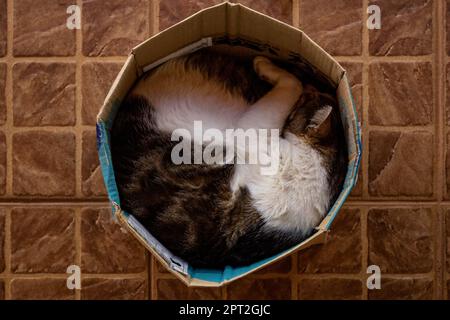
[96,2,361,287]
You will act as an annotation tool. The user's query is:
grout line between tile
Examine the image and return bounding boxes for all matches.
[361,0,370,206]
[1,272,434,280]
[4,0,14,300]
[75,0,82,200]
[1,124,432,134]
[74,0,82,299]
[148,0,159,300]
[5,273,149,280]
[294,273,434,280]
[361,207,368,300]
[0,200,109,205]
[361,0,369,300]
[435,0,447,300]
[0,56,128,63]
[5,0,13,200]
[345,200,439,206]
[0,56,434,64]
[74,207,81,300]
[292,0,300,28]
[153,0,160,34]
[221,282,227,300]
[367,125,435,132]
[334,55,433,63]
[145,252,151,300]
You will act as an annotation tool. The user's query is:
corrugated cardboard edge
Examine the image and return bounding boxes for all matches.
[96,2,361,287]
[116,207,328,287]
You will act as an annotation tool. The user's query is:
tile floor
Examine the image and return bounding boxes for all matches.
[0,0,447,299]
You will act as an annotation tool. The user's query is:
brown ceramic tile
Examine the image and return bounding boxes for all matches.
[13,63,76,126]
[369,0,432,56]
[298,209,361,274]
[11,279,75,300]
[81,278,147,300]
[227,278,291,300]
[230,0,292,24]
[0,0,6,57]
[157,279,222,300]
[368,278,433,300]
[82,63,121,125]
[11,208,75,273]
[13,0,75,56]
[81,208,146,273]
[0,132,5,195]
[368,208,434,273]
[0,280,4,300]
[82,130,107,197]
[369,62,433,126]
[254,256,292,274]
[299,0,362,56]
[0,64,5,125]
[82,0,148,57]
[0,209,5,273]
[1,0,448,301]
[368,131,433,197]
[298,279,362,300]
[12,131,76,196]
[159,0,223,31]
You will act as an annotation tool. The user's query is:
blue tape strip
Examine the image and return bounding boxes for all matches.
[96,120,121,207]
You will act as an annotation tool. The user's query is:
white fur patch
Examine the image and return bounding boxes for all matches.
[132,58,248,135]
[238,133,330,235]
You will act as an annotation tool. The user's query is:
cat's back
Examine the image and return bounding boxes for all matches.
[130,50,270,134]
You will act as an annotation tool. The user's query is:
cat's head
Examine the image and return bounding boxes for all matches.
[284,84,348,199]
[284,85,341,145]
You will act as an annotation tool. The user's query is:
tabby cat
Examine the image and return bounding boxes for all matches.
[111,48,347,268]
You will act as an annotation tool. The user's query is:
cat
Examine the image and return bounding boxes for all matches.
[110,48,347,268]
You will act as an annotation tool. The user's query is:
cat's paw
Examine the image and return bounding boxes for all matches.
[253,56,281,84]
[253,56,301,89]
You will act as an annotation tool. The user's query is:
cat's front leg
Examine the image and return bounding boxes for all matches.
[232,57,302,178]
[237,56,303,131]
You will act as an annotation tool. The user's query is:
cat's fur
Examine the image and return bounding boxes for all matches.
[111,49,347,268]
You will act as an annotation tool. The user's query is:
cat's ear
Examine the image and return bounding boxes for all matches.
[306,105,333,139]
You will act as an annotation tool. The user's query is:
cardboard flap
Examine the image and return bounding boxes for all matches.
[97,55,139,126]
[131,2,344,85]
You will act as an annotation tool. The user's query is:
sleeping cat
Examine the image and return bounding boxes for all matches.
[111,49,347,268]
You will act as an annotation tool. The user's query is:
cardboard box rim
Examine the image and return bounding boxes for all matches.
[96,2,361,287]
